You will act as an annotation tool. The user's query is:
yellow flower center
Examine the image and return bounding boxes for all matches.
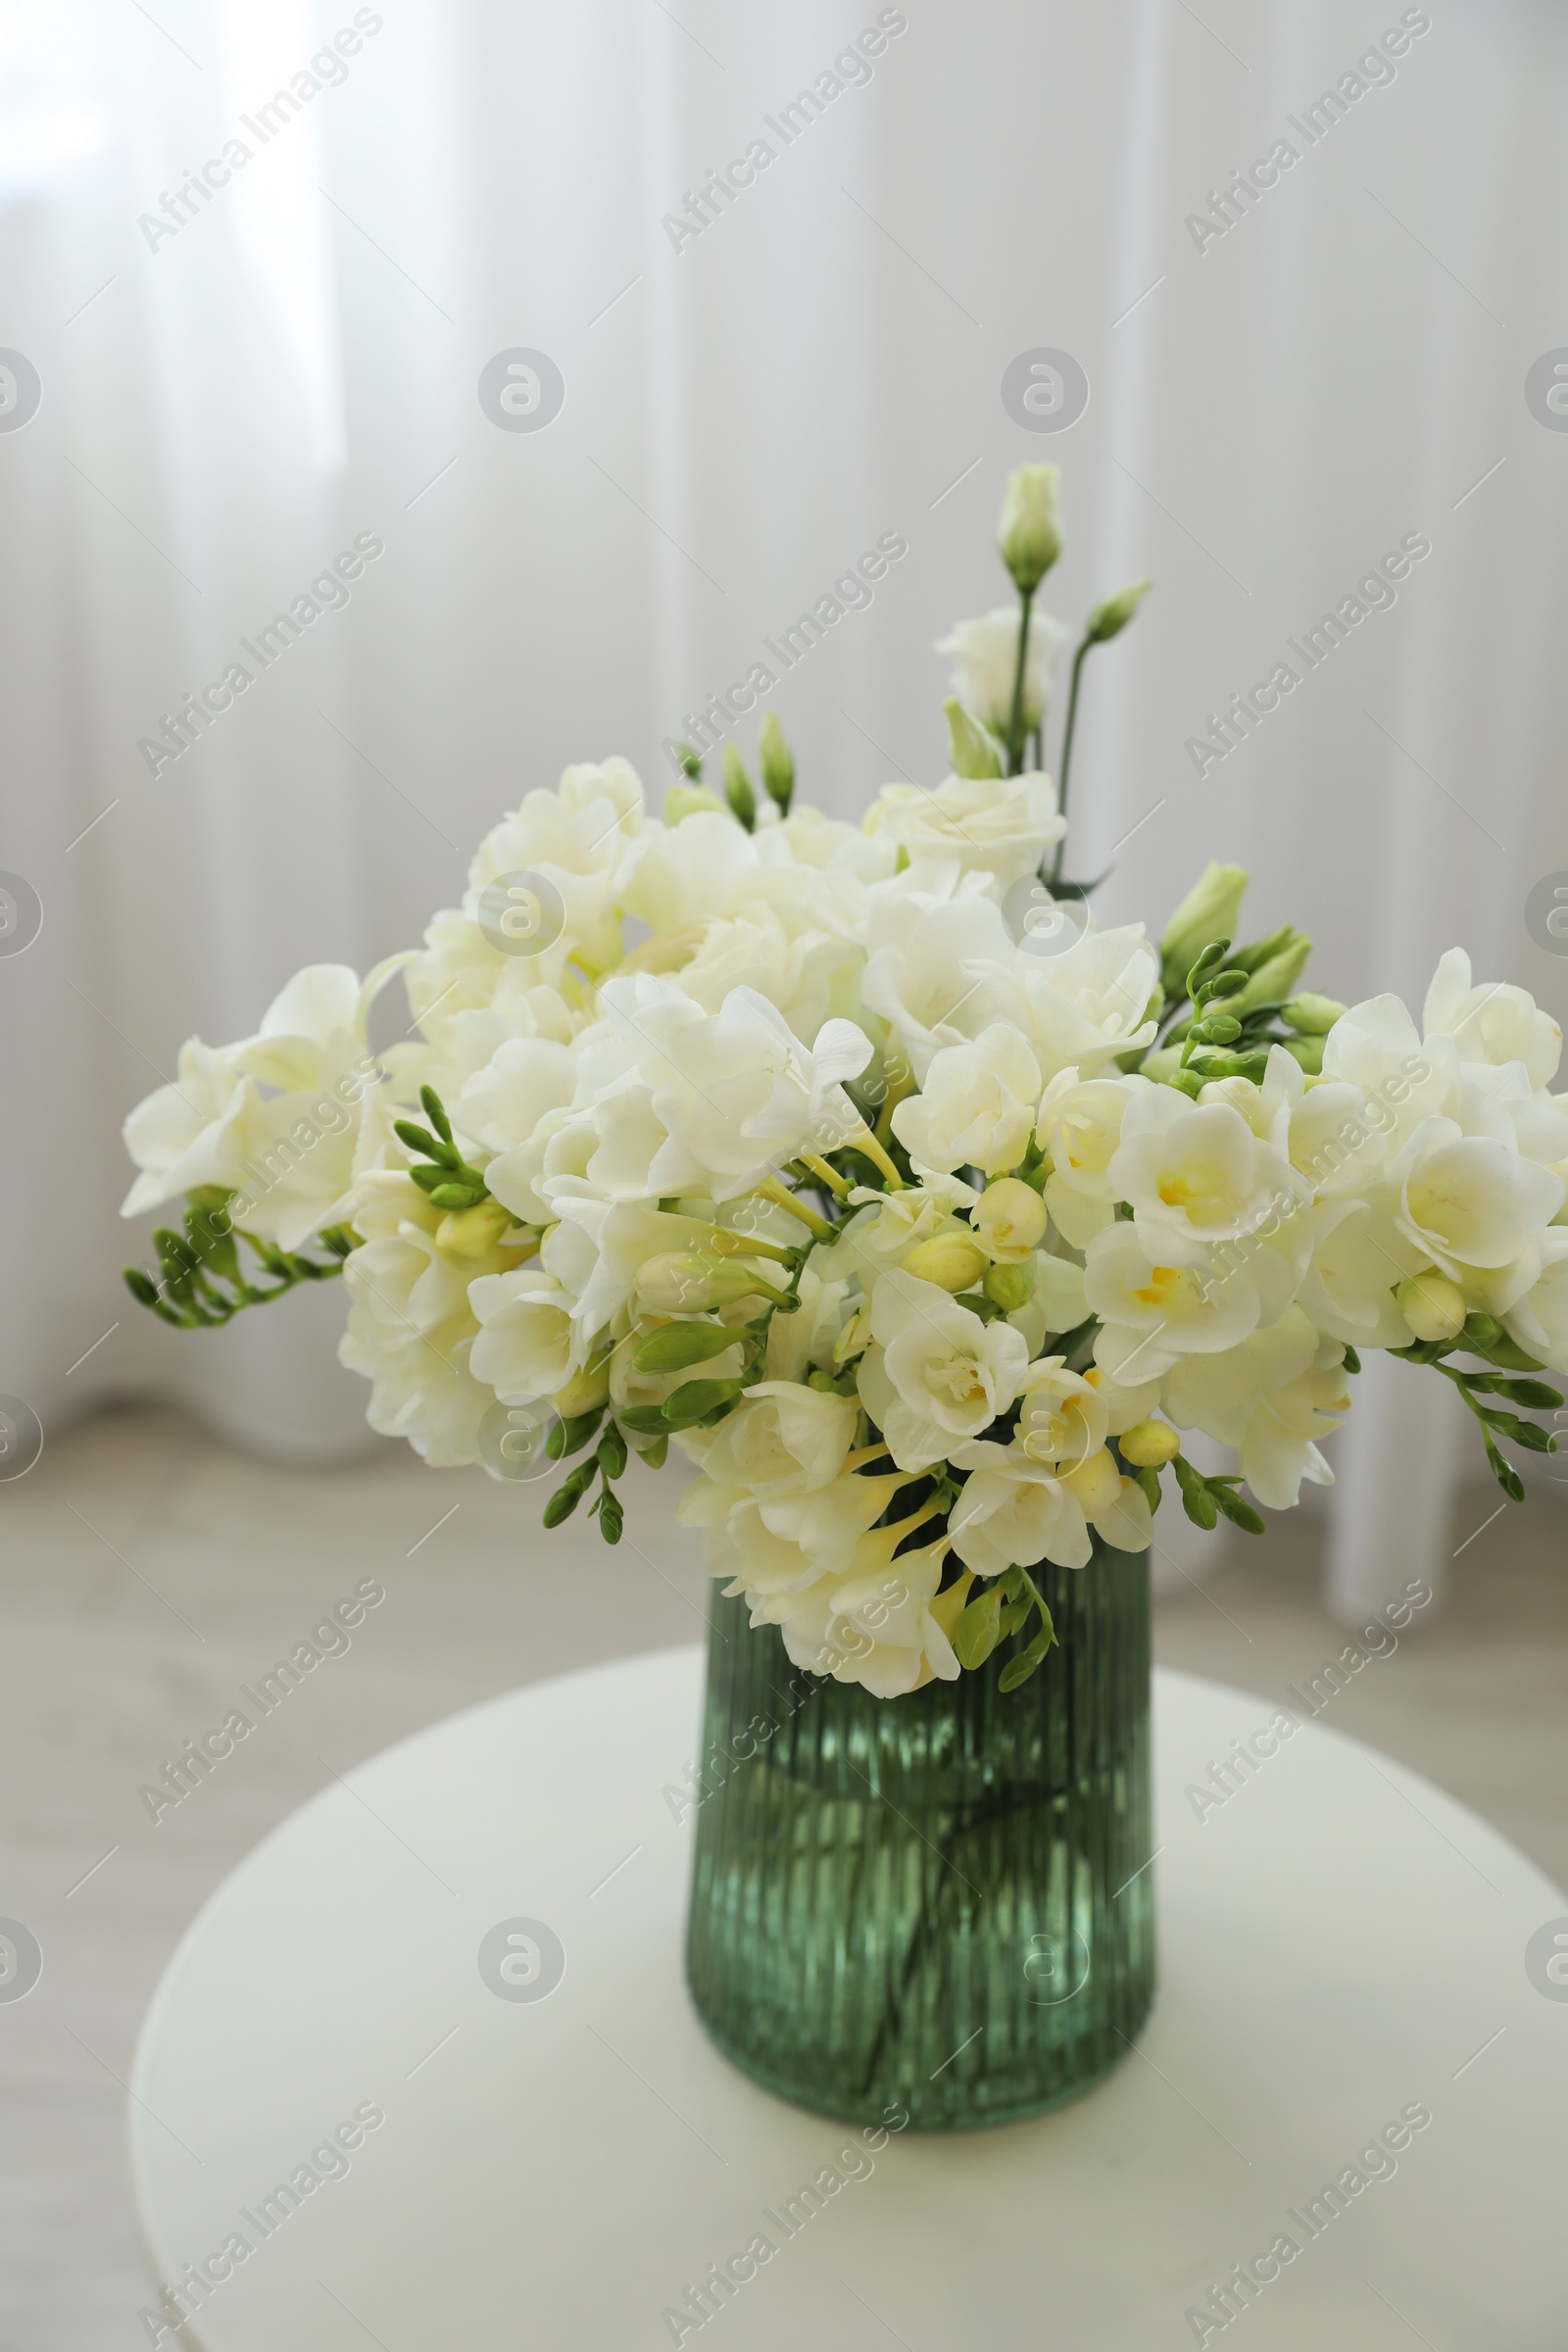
[1132,1265,1183,1308]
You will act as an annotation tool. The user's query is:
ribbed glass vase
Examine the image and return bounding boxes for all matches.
[685,1543,1154,2132]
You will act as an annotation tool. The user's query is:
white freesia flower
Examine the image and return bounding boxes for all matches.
[892,1023,1042,1176]
[588,976,873,1200]
[937,607,1071,740]
[1109,1086,1309,1264]
[1389,1118,1564,1279]
[857,1270,1030,1469]
[122,1040,254,1216]
[859,887,1020,1082]
[1162,1307,1350,1509]
[337,1197,503,1465]
[467,1268,580,1400]
[1037,1069,1149,1246]
[1423,948,1562,1093]
[1015,925,1161,1086]
[769,1535,960,1696]
[1503,1230,1568,1372]
[683,1382,858,1496]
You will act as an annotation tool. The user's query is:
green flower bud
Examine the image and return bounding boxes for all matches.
[664,782,725,825]
[1230,931,1313,1016]
[998,464,1062,592]
[552,1360,612,1417]
[1159,863,1250,1004]
[722,742,757,830]
[1281,1035,1326,1076]
[1085,577,1152,643]
[1283,992,1347,1036]
[675,742,704,780]
[983,1259,1036,1311]
[943,696,1004,780]
[638,1251,781,1312]
[758,710,794,812]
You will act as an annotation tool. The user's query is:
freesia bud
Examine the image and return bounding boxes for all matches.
[1085,577,1152,643]
[1283,992,1347,1036]
[983,1260,1036,1311]
[435,1200,513,1257]
[972,1178,1049,1263]
[1230,930,1312,1016]
[722,742,757,830]
[1159,862,1250,1004]
[637,1251,784,1313]
[1118,1418,1180,1468]
[664,782,725,825]
[998,463,1061,593]
[552,1360,611,1416]
[1396,1271,1468,1343]
[1062,1448,1123,1515]
[758,710,794,812]
[943,696,1004,780]
[903,1232,989,1293]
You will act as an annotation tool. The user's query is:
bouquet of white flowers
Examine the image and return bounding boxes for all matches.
[122,466,1567,1700]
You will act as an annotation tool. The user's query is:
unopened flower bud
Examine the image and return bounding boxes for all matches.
[1159,862,1250,1004]
[436,1200,513,1258]
[1396,1271,1467,1344]
[551,1360,611,1417]
[983,1260,1036,1311]
[1085,577,1152,643]
[1118,1417,1180,1468]
[1230,930,1313,1016]
[1283,992,1347,1036]
[1062,1447,1123,1515]
[758,710,794,813]
[637,1251,772,1312]
[664,782,725,825]
[943,696,1004,781]
[998,463,1061,593]
[722,742,757,830]
[903,1231,989,1293]
[972,1177,1049,1263]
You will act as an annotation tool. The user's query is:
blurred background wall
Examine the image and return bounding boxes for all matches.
[2,0,1566,1612]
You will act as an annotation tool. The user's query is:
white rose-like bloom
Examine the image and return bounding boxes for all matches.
[1387,1117,1565,1279]
[467,1268,579,1400]
[669,908,858,1046]
[338,1213,499,1465]
[862,771,1066,898]
[936,607,1071,740]
[468,758,646,980]
[1015,925,1161,1088]
[892,1023,1042,1177]
[683,1382,858,1497]
[456,1037,577,1158]
[859,887,1020,1083]
[765,1535,960,1697]
[1423,947,1562,1093]
[590,975,873,1200]
[1162,1305,1350,1509]
[1109,1087,1310,1263]
[856,1270,1030,1470]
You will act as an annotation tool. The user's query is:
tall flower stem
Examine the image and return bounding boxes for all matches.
[1050,635,1093,885]
[1004,588,1035,776]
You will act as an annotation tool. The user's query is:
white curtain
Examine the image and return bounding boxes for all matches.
[4,0,1564,1611]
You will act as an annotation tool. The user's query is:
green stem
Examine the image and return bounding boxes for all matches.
[1004,588,1035,777]
[1050,636,1093,885]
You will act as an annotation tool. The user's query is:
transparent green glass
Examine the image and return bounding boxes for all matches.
[685,1543,1154,2131]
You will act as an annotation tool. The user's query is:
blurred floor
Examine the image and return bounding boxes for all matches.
[2,1403,1565,2350]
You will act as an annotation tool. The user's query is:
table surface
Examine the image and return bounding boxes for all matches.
[129,1648,1568,2351]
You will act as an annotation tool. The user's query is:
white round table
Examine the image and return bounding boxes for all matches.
[130,1652,1568,2350]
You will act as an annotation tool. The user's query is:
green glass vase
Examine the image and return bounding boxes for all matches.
[684,1542,1155,2131]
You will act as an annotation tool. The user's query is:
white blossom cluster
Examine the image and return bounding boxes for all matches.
[120,453,1568,1698]
[121,749,1568,1697]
